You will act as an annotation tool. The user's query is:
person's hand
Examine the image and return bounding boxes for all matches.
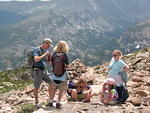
[44,51,51,56]
[65,64,70,69]
[122,66,129,72]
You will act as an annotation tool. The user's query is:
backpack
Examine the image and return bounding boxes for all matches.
[52,52,66,77]
[115,84,129,104]
[27,47,35,69]
[118,71,128,83]
[27,47,44,69]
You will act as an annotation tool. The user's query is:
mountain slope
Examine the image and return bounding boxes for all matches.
[116,20,150,53]
[0,1,51,27]
[0,9,27,27]
[0,0,150,70]
[101,20,150,56]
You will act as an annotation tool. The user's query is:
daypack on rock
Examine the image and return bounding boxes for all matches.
[52,52,66,77]
[115,84,129,104]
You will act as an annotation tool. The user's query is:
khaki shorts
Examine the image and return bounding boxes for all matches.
[32,69,52,88]
[50,80,67,91]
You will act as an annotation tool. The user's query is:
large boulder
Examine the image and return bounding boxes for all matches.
[68,59,87,79]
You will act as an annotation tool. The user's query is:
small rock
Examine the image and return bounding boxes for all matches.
[134,90,149,97]
[132,77,143,82]
[0,86,4,89]
[130,98,141,106]
[142,102,149,106]
[1,105,12,112]
[145,81,150,86]
[77,111,86,113]
[82,108,88,111]
[25,86,34,94]
[2,82,14,87]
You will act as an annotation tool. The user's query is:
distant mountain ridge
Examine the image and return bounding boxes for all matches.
[0,1,50,27]
[0,9,27,27]
[101,20,150,58]
[0,0,150,70]
[112,20,150,54]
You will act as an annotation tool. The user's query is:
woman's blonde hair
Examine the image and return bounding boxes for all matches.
[54,41,69,53]
[113,50,123,57]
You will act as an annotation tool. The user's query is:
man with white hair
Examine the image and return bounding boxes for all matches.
[32,38,53,108]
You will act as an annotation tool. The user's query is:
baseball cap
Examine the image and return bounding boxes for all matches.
[43,38,52,44]
[104,78,115,85]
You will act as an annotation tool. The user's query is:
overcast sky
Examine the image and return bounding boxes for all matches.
[0,0,50,1]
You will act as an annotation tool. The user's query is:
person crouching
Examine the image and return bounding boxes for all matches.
[100,78,118,105]
[67,78,93,102]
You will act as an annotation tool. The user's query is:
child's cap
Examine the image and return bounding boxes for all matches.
[104,78,115,85]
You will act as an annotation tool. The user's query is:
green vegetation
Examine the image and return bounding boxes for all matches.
[0,67,32,93]
[17,102,46,113]
[17,103,34,113]
[93,65,101,70]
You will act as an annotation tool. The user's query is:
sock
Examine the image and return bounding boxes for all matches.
[49,99,53,103]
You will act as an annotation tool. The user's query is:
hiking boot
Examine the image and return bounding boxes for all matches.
[56,102,62,109]
[45,102,53,107]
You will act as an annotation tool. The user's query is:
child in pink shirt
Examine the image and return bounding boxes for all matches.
[100,78,118,104]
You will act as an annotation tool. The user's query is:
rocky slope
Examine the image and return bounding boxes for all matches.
[0,47,150,113]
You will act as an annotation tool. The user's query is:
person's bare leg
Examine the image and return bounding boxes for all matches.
[100,92,104,102]
[46,84,56,107]
[49,85,56,101]
[58,90,64,102]
[34,88,39,104]
[56,90,64,109]
[71,89,78,101]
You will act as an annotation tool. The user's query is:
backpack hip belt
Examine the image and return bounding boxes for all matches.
[54,70,66,77]
[33,66,45,71]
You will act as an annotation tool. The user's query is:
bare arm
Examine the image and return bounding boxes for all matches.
[34,51,50,62]
[123,66,129,72]
[65,64,70,69]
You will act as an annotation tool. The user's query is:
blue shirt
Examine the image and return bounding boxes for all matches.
[32,47,48,67]
[108,58,128,76]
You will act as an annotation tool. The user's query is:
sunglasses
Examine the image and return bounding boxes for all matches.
[113,54,119,57]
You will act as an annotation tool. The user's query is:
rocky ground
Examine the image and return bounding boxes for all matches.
[0,48,150,113]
